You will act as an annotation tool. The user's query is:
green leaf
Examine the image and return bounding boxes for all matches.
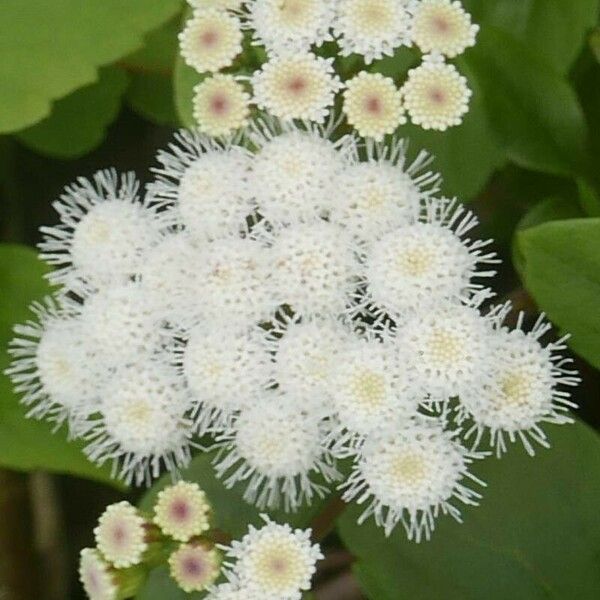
[465,27,589,177]
[140,450,333,539]
[173,53,204,129]
[0,244,120,487]
[135,566,203,600]
[338,421,600,600]
[517,218,600,367]
[0,0,182,133]
[124,15,181,126]
[464,0,600,74]
[16,67,128,159]
[401,58,505,201]
[577,178,600,217]
[512,197,584,275]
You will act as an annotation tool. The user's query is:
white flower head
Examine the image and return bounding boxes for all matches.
[6,299,99,423]
[39,170,161,291]
[214,393,339,511]
[188,0,244,10]
[270,315,352,414]
[179,9,243,73]
[269,220,361,316]
[206,581,249,600]
[334,0,411,63]
[223,515,322,600]
[79,548,118,600]
[365,199,498,318]
[169,543,222,593]
[330,142,440,242]
[196,236,273,328]
[245,0,335,54]
[248,120,354,225]
[401,300,493,400]
[402,54,472,130]
[94,501,147,568]
[342,419,484,539]
[83,363,193,486]
[179,324,274,432]
[330,336,423,443]
[193,75,251,137]
[343,72,406,140]
[150,132,255,241]
[78,282,168,370]
[458,310,579,456]
[154,481,212,541]
[251,53,342,123]
[409,0,479,58]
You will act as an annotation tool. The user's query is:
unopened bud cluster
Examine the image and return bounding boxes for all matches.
[78,481,321,600]
[179,0,479,137]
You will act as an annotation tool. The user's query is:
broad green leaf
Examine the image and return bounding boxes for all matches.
[512,197,584,275]
[127,73,179,127]
[401,58,505,201]
[0,244,120,486]
[124,15,181,126]
[577,178,600,217]
[518,218,600,367]
[135,566,202,600]
[338,421,600,600]
[464,0,600,74]
[465,27,589,177]
[173,53,204,128]
[0,0,182,133]
[16,68,128,159]
[140,450,334,539]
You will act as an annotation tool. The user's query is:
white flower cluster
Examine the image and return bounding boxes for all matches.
[79,484,321,600]
[179,0,478,137]
[7,119,578,542]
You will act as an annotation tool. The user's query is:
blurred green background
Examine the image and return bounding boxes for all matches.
[1,1,599,598]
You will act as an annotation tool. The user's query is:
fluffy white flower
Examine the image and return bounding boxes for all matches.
[154,481,212,541]
[78,282,166,369]
[269,220,360,316]
[402,54,472,130]
[141,233,271,328]
[334,0,410,63]
[409,0,479,57]
[365,199,497,318]
[251,53,342,123]
[269,315,351,414]
[179,324,274,431]
[342,419,484,539]
[223,515,322,600]
[38,170,161,291]
[196,236,273,327]
[214,393,339,510]
[179,9,243,73]
[343,72,406,140]
[6,299,98,423]
[206,582,250,600]
[188,0,244,10]
[193,75,251,136]
[94,502,147,568]
[248,120,353,225]
[330,337,423,443]
[329,138,441,239]
[150,132,255,240]
[169,543,222,593]
[83,363,193,485]
[458,311,579,456]
[244,0,335,54]
[79,548,117,600]
[401,301,492,400]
